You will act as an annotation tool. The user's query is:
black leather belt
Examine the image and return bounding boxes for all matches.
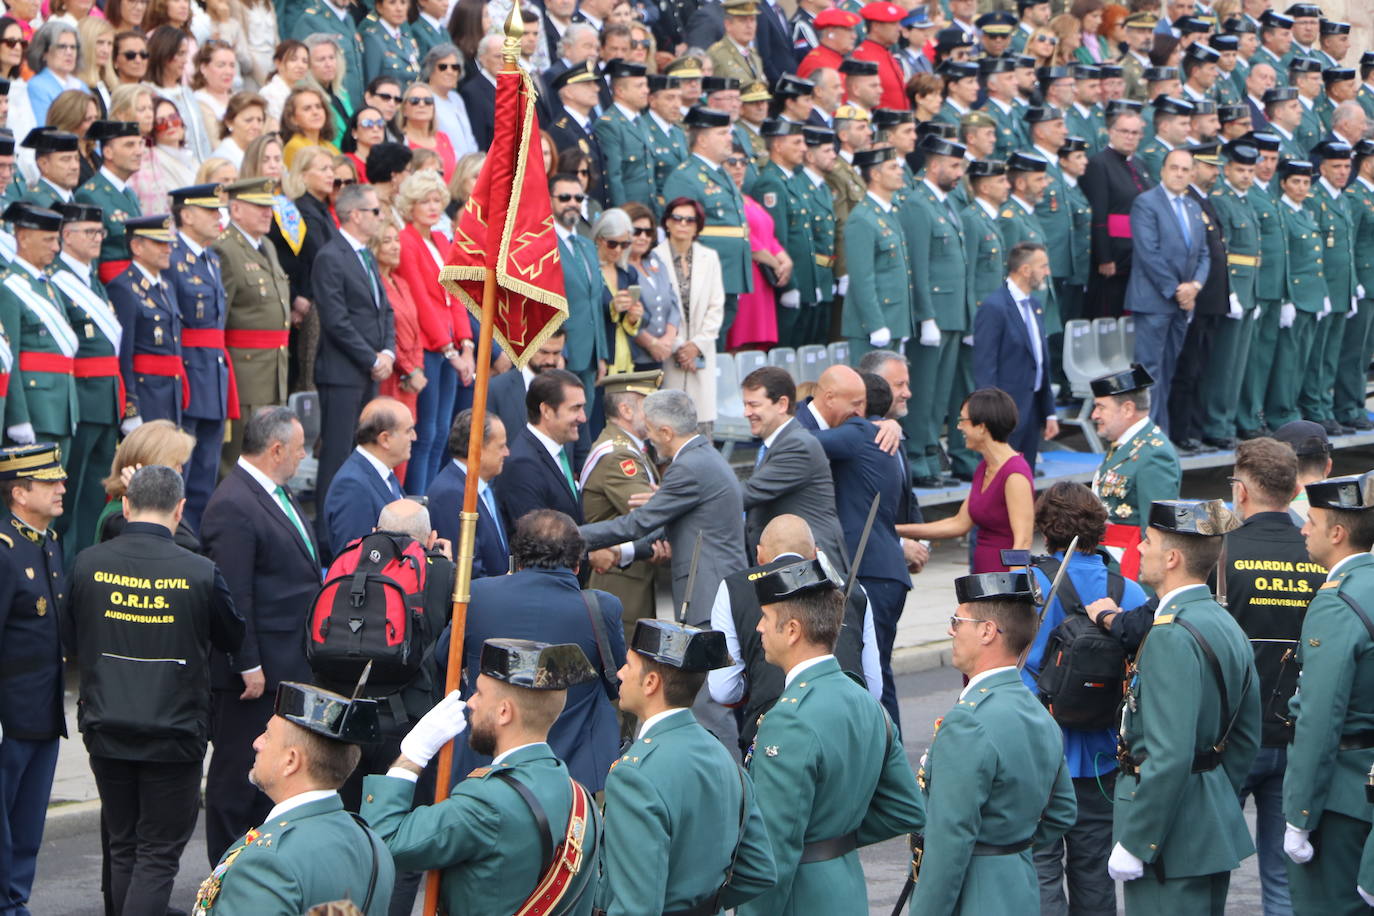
[1119,748,1223,776]
[1339,732,1374,751]
[663,899,719,916]
[972,839,1032,855]
[799,831,858,864]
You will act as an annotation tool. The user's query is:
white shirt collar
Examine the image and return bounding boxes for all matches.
[693,152,722,170]
[39,178,73,202]
[1074,101,1093,117]
[340,228,368,252]
[1359,176,1374,192]
[804,166,825,186]
[783,653,834,688]
[565,106,592,130]
[944,98,969,115]
[762,416,793,448]
[58,250,92,281]
[419,10,443,29]
[527,423,569,465]
[1320,177,1340,198]
[1012,194,1034,214]
[987,96,1012,114]
[614,101,639,120]
[321,0,350,18]
[10,256,42,280]
[265,789,338,824]
[1154,582,1208,616]
[730,37,753,56]
[554,222,577,244]
[491,741,547,766]
[975,196,999,219]
[1328,552,1366,580]
[1272,123,1294,141]
[670,433,701,460]
[237,456,281,496]
[1006,278,1031,301]
[98,165,128,192]
[178,231,205,257]
[635,707,688,739]
[1114,415,1151,448]
[453,458,493,489]
[866,190,893,212]
[806,401,830,429]
[774,162,794,179]
[1222,178,1247,198]
[1298,94,1314,110]
[922,177,946,202]
[353,445,393,484]
[134,261,161,286]
[959,665,1017,700]
[649,109,673,133]
[578,9,603,30]
[1164,188,1188,206]
[1282,194,1304,212]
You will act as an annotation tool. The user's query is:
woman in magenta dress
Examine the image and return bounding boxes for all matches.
[721,144,793,351]
[897,388,1036,573]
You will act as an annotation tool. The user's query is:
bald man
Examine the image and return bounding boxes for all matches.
[320,397,418,559]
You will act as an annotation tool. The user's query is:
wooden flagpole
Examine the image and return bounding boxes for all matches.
[421,9,523,914]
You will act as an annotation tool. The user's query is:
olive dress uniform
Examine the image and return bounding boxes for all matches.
[1266,186,1326,428]
[1091,419,1181,531]
[707,38,766,85]
[824,152,864,280]
[754,158,817,348]
[0,257,78,456]
[107,261,183,426]
[359,13,420,88]
[1237,176,1289,436]
[1334,174,1374,427]
[595,103,657,212]
[1297,173,1356,425]
[1200,176,1261,443]
[841,194,911,359]
[50,251,120,553]
[1284,529,1374,915]
[289,5,366,108]
[75,168,140,276]
[0,445,67,916]
[211,222,292,476]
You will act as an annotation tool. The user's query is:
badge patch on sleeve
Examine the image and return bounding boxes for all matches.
[620,459,638,477]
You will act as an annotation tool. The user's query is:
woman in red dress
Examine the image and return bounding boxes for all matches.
[373,221,425,484]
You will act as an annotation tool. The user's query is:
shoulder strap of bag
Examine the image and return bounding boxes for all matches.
[1032,556,1087,617]
[347,812,381,914]
[494,769,554,875]
[710,763,750,912]
[1338,591,1374,642]
[580,589,621,700]
[1174,616,1252,754]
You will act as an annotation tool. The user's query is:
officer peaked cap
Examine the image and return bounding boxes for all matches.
[0,443,65,481]
[479,638,597,689]
[631,620,732,671]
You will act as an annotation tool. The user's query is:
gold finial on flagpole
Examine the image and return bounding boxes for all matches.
[503,2,523,65]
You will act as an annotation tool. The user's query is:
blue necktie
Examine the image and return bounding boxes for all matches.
[387,472,403,500]
[1173,196,1192,248]
[481,485,507,553]
[755,443,768,468]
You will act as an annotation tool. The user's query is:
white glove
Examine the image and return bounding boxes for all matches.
[1250,305,1261,321]
[961,334,974,346]
[779,289,801,309]
[1107,843,1145,881]
[1359,886,1374,907]
[1350,298,1359,319]
[119,416,143,437]
[1358,284,1367,300]
[1318,297,1332,321]
[919,319,940,347]
[1280,303,1296,329]
[836,275,849,297]
[399,691,468,768]
[1283,824,1313,864]
[1227,293,1243,320]
[6,422,34,445]
[868,326,892,347]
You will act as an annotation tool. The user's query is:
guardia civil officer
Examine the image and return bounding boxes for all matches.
[596,620,777,914]
[910,571,1077,916]
[1110,500,1261,915]
[107,215,184,427]
[737,559,923,916]
[1283,471,1374,916]
[362,639,603,916]
[0,444,67,916]
[66,465,243,915]
[197,682,396,915]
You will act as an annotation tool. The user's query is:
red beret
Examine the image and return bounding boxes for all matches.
[860,2,905,22]
[815,8,861,28]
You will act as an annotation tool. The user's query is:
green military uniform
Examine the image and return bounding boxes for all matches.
[0,326,9,423]
[290,5,366,111]
[934,100,972,127]
[1091,419,1181,531]
[1298,173,1356,425]
[754,160,816,348]
[0,260,78,456]
[1199,176,1262,443]
[50,254,119,552]
[1213,72,1243,108]
[707,39,765,85]
[1251,46,1289,85]
[408,13,447,60]
[359,13,420,87]
[595,104,657,212]
[982,99,1021,161]
[842,194,911,356]
[1062,173,1093,322]
[661,150,751,345]
[1284,527,1374,915]
[912,592,1077,915]
[1359,83,1374,122]
[732,122,764,191]
[1237,175,1289,435]
[1116,572,1260,914]
[1295,98,1323,153]
[1032,150,1073,341]
[738,644,924,916]
[20,180,71,211]
[798,167,836,346]
[1266,185,1326,427]
[643,115,688,211]
[961,199,1006,309]
[1334,174,1374,427]
[581,420,659,647]
[1066,102,1108,155]
[74,170,140,269]
[1135,137,1180,186]
[210,218,292,476]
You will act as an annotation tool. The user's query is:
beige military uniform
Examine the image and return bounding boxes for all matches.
[707,38,765,85]
[826,155,866,278]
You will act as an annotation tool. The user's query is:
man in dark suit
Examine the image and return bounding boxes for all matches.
[320,397,414,560]
[426,408,510,579]
[439,509,625,792]
[1082,107,1153,318]
[485,327,566,443]
[495,368,588,530]
[547,62,609,206]
[1125,147,1210,436]
[739,366,849,572]
[972,241,1060,469]
[312,183,395,522]
[200,406,322,864]
[457,34,502,149]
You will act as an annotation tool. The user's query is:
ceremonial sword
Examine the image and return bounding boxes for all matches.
[676,531,704,624]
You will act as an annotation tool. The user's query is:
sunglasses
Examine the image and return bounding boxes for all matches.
[362,207,381,215]
[632,226,654,237]
[1036,35,1058,44]
[154,114,183,131]
[121,49,148,60]
[357,116,386,130]
[371,91,401,103]
[668,213,697,223]
[333,177,357,189]
[630,39,651,48]
[0,37,28,49]
[602,239,630,249]
[435,62,460,72]
[555,192,586,202]
[405,96,435,106]
[723,157,747,167]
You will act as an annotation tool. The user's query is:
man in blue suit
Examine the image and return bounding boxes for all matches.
[321,397,415,561]
[550,172,609,444]
[1125,147,1210,436]
[426,408,510,579]
[494,368,588,530]
[439,509,625,792]
[973,241,1060,469]
[485,327,566,443]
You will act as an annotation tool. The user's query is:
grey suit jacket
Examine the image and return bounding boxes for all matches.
[580,435,746,625]
[1124,184,1210,315]
[742,417,850,573]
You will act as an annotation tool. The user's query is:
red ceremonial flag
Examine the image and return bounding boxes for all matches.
[441,66,568,367]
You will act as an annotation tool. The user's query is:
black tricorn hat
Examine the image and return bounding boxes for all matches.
[954,571,1035,603]
[1148,499,1241,536]
[751,558,840,605]
[604,58,647,80]
[21,127,78,153]
[967,158,1007,177]
[479,638,597,690]
[683,106,731,128]
[701,75,741,93]
[1143,65,1180,83]
[839,57,880,77]
[761,117,805,137]
[872,108,914,130]
[1306,474,1374,512]
[54,201,102,224]
[773,73,816,97]
[1089,363,1154,397]
[274,682,380,745]
[853,144,898,168]
[0,129,13,156]
[1104,99,1143,117]
[631,620,732,671]
[1058,137,1089,155]
[917,120,958,140]
[1,201,63,231]
[917,133,966,158]
[803,125,836,146]
[1211,34,1240,50]
[647,74,679,92]
[1007,150,1049,172]
[86,120,140,142]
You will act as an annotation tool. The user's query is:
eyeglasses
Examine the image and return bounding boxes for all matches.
[724,156,747,167]
[362,207,381,215]
[1036,35,1058,44]
[1227,476,1246,488]
[632,226,654,237]
[120,49,148,60]
[332,177,357,190]
[52,42,78,52]
[555,192,586,202]
[955,413,972,426]
[69,226,106,238]
[154,114,183,131]
[405,96,435,106]
[435,62,460,72]
[667,213,697,223]
[0,37,28,49]
[357,117,385,129]
[951,614,1003,632]
[602,238,630,249]
[371,91,401,103]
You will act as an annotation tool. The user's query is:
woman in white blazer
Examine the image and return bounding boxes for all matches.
[656,196,725,428]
